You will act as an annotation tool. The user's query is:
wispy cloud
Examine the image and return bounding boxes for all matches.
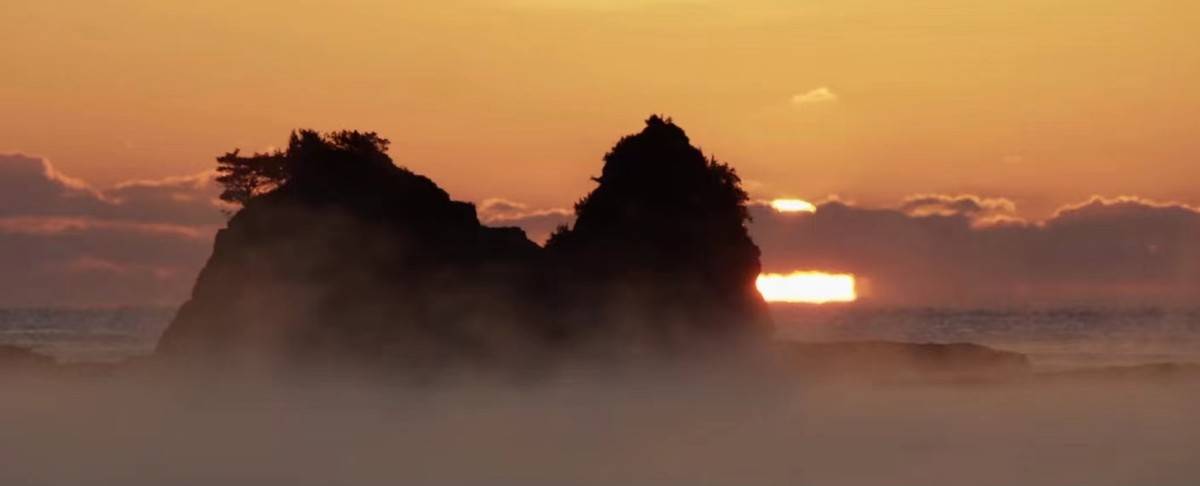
[791,87,838,106]
[476,198,572,244]
[899,194,1017,220]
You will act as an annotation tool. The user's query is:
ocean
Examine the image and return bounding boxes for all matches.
[773,306,1200,371]
[0,306,174,363]
[2,305,1199,369]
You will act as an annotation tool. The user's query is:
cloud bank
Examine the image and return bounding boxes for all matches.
[3,152,1197,307]
[0,154,578,306]
[476,198,572,243]
[468,193,1200,306]
[750,196,1200,306]
[0,154,223,306]
[898,194,1017,220]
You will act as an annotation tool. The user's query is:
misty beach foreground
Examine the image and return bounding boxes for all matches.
[1,365,1198,486]
[3,327,1200,485]
[3,310,1199,486]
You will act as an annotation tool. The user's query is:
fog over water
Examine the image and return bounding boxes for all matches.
[772,306,1200,371]
[5,306,1199,370]
[2,306,1198,485]
[1,368,1197,485]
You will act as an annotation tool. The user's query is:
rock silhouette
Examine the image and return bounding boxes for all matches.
[157,118,769,370]
[158,130,550,369]
[546,116,769,349]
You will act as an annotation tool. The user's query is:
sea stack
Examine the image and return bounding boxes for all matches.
[545,116,770,350]
[158,118,769,369]
[157,130,549,369]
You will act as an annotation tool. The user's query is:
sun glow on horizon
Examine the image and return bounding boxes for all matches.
[770,199,817,213]
[756,271,857,304]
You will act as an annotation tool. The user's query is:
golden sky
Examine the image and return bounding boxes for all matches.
[3,0,1197,216]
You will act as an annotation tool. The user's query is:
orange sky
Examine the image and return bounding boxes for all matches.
[2,0,1197,217]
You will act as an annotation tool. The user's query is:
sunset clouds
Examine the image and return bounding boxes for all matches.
[898,194,1017,220]
[0,154,222,306]
[3,151,1198,307]
[476,198,572,243]
[0,154,224,225]
[750,197,1200,306]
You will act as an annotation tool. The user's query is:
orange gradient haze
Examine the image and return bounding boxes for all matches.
[3,0,1199,216]
[3,0,1200,308]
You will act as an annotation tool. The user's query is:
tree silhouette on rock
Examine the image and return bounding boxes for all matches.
[158,118,770,371]
[158,130,551,370]
[546,116,770,350]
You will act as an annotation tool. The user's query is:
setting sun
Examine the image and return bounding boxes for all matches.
[770,199,817,213]
[756,271,857,304]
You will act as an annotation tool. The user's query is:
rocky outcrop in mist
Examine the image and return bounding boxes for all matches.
[545,116,769,348]
[157,131,551,368]
[157,118,769,369]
